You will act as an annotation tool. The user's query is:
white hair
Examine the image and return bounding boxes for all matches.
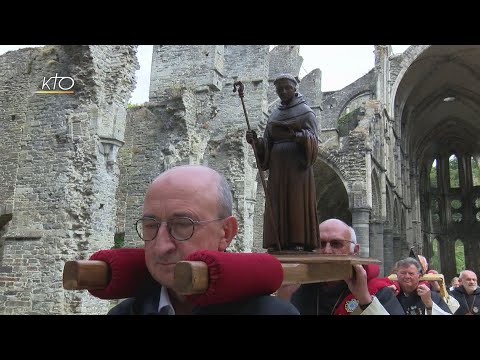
[349,226,357,253]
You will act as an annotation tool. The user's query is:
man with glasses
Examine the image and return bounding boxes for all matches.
[276,218,404,315]
[108,165,299,315]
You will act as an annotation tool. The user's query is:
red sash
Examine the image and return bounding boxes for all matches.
[333,264,391,315]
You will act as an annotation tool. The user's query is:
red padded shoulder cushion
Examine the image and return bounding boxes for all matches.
[85,249,283,305]
[185,250,284,306]
[88,248,147,299]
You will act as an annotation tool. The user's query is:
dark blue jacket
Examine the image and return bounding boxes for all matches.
[451,285,480,315]
[108,275,299,315]
[291,281,405,315]
[397,289,452,315]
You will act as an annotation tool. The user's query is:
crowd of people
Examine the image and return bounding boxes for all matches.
[104,163,478,315]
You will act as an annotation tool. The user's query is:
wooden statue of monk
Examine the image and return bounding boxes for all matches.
[246,73,320,252]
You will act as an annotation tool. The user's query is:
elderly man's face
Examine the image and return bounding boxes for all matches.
[142,167,235,289]
[275,79,296,103]
[315,219,357,255]
[461,271,478,294]
[397,264,421,294]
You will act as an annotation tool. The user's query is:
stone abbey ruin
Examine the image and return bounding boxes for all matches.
[1,45,479,314]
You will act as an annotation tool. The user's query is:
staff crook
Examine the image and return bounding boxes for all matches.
[233,81,281,251]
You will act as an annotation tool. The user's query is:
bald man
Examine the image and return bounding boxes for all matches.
[451,270,480,315]
[277,218,405,315]
[108,165,299,315]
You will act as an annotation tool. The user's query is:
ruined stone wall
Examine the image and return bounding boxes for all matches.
[316,69,379,255]
[117,93,211,247]
[0,49,33,213]
[299,69,323,126]
[319,132,369,203]
[322,70,376,130]
[149,45,224,103]
[117,45,271,252]
[0,45,137,314]
[0,49,33,267]
[118,45,225,248]
[213,45,269,251]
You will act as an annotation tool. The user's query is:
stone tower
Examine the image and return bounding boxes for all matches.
[0,45,138,314]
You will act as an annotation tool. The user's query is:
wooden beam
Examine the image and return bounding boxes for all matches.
[63,260,110,290]
[63,254,381,295]
[277,254,380,284]
[174,261,209,295]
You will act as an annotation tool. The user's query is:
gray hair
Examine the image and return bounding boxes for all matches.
[215,172,233,218]
[459,270,477,280]
[348,226,357,252]
[396,257,422,274]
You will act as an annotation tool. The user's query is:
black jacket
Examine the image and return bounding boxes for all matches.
[291,281,405,315]
[450,285,480,315]
[397,289,452,315]
[108,275,299,315]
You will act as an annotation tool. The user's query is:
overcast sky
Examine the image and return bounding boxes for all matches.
[0,45,410,104]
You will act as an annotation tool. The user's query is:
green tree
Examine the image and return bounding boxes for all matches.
[449,155,459,188]
[472,157,480,186]
[429,160,437,188]
[455,240,465,275]
[112,232,125,249]
[430,239,440,270]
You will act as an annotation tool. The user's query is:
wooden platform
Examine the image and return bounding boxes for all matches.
[174,254,381,293]
[267,254,378,285]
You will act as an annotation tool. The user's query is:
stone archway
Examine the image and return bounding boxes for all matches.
[393,45,480,281]
[313,159,350,224]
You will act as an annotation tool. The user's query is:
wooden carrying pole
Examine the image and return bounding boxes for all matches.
[63,260,110,290]
[63,255,380,295]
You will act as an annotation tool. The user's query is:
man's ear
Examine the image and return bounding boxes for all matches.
[218,216,238,251]
[353,243,360,255]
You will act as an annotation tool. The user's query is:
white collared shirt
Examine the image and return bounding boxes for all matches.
[158,286,175,315]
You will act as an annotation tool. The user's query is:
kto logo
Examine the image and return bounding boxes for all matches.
[35,73,75,94]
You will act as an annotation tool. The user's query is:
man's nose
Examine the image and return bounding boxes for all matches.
[151,223,176,252]
[320,243,333,254]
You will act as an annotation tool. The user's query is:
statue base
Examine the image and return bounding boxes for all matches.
[267,250,314,255]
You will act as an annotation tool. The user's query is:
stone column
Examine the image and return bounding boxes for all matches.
[393,236,401,261]
[383,226,394,275]
[369,221,385,275]
[351,208,371,257]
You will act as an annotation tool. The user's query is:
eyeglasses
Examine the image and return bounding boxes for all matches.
[135,216,225,242]
[319,240,355,250]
